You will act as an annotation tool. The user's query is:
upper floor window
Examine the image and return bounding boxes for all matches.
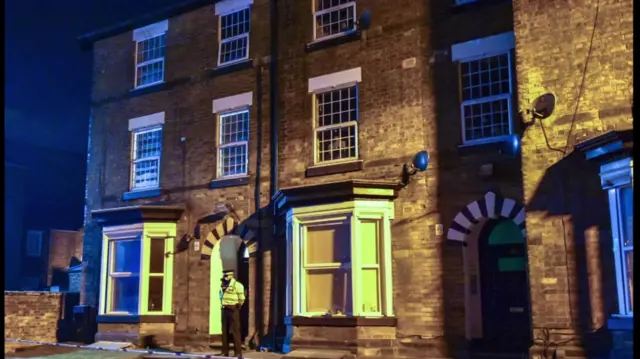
[313,0,356,41]
[314,86,358,163]
[131,127,163,190]
[212,92,253,178]
[308,67,362,165]
[128,112,165,191]
[452,32,515,145]
[133,20,168,88]
[218,109,249,177]
[218,8,251,66]
[26,230,43,257]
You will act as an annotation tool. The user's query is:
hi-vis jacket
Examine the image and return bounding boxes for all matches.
[220,279,245,307]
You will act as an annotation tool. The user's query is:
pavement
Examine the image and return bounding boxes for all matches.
[4,343,285,359]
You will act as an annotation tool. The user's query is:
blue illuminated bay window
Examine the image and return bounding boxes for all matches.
[601,157,633,317]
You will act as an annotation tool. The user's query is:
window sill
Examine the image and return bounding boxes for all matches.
[285,315,397,327]
[450,0,511,14]
[97,314,175,324]
[607,315,633,331]
[126,77,191,100]
[306,160,363,177]
[205,59,253,78]
[210,176,250,189]
[457,137,512,156]
[306,30,361,53]
[122,188,162,201]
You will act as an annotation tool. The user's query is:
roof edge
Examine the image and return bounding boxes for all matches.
[77,0,218,50]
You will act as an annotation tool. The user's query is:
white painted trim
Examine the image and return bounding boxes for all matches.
[600,157,632,189]
[215,0,253,15]
[451,31,515,61]
[308,67,362,93]
[212,92,253,113]
[133,20,169,42]
[128,112,165,131]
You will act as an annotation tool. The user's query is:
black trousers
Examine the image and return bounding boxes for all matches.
[221,306,242,357]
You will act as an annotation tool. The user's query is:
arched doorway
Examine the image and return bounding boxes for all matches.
[477,218,530,349]
[200,215,255,342]
[446,190,531,350]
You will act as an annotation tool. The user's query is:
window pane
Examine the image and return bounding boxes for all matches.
[112,276,139,313]
[361,268,380,313]
[306,269,352,315]
[112,240,140,274]
[314,1,355,39]
[306,223,351,265]
[460,53,510,101]
[463,98,510,142]
[219,144,248,176]
[135,129,163,159]
[625,250,633,312]
[360,220,379,266]
[148,277,164,312]
[620,186,633,247]
[149,238,165,274]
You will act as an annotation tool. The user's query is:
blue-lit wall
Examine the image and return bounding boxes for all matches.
[4,138,86,290]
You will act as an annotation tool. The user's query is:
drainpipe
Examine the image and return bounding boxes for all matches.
[268,0,279,352]
[254,61,264,344]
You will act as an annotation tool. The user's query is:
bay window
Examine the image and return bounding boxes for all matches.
[602,157,633,316]
[287,200,394,317]
[100,223,175,316]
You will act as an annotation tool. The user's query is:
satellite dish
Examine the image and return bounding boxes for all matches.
[357,9,372,30]
[531,93,556,119]
[412,150,429,172]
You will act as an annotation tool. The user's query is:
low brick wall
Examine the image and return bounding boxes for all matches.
[4,291,63,347]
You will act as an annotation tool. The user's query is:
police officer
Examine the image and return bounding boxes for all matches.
[220,270,245,357]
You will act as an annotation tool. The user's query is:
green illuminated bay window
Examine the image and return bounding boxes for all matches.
[286,200,395,317]
[99,223,175,316]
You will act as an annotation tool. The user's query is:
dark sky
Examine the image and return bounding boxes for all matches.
[5,0,177,154]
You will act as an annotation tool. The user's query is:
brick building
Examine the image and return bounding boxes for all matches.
[78,0,632,358]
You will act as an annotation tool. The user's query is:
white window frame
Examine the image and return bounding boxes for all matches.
[106,237,141,315]
[130,126,163,191]
[26,230,43,257]
[217,7,251,67]
[602,157,633,317]
[133,20,168,90]
[312,84,360,165]
[458,51,514,145]
[99,223,175,316]
[312,0,357,42]
[286,200,395,318]
[217,108,250,178]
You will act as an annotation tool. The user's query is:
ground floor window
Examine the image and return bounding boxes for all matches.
[602,157,633,316]
[99,222,175,315]
[286,200,394,317]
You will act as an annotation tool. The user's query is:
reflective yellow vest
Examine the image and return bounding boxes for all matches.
[219,279,245,307]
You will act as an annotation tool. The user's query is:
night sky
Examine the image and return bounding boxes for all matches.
[5,0,178,154]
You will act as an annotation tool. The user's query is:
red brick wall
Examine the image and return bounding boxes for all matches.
[4,291,63,343]
[513,0,633,355]
[83,0,273,344]
[47,229,83,287]
[82,0,533,355]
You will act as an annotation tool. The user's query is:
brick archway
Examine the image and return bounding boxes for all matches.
[446,190,526,244]
[200,214,255,260]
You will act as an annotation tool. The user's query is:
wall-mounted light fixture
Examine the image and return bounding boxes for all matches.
[401,150,429,186]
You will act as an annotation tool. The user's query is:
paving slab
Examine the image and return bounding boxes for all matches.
[6,348,142,359]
